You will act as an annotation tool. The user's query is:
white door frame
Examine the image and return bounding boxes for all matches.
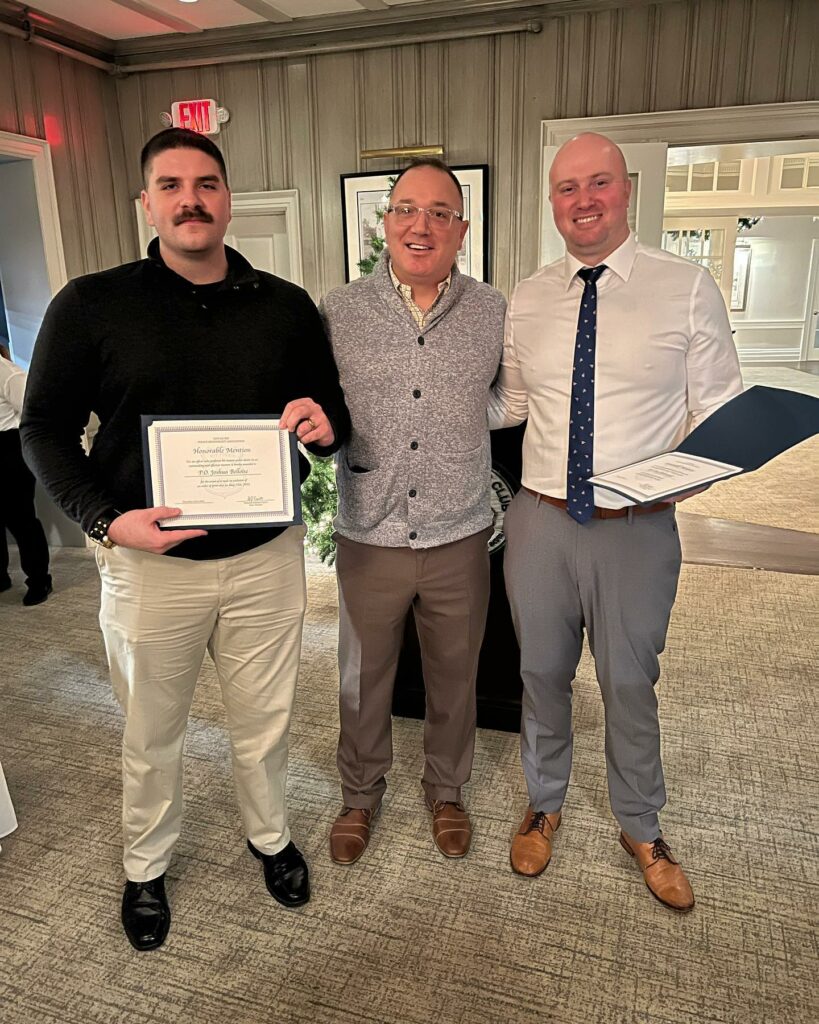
[0,130,67,297]
[802,238,819,361]
[135,189,305,286]
[539,101,819,276]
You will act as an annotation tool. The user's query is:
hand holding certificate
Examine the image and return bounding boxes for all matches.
[142,415,302,529]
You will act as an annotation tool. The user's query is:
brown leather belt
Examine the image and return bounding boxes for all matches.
[522,486,669,520]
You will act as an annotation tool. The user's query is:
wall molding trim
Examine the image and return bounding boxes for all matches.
[738,348,802,363]
[541,102,819,148]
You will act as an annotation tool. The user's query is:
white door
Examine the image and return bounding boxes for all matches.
[225,212,291,279]
[539,143,668,268]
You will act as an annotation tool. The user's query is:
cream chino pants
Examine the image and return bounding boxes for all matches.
[96,527,307,882]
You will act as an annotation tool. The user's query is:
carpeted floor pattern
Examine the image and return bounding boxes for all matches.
[0,543,816,1024]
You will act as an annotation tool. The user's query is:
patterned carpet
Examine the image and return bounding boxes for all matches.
[0,542,816,1024]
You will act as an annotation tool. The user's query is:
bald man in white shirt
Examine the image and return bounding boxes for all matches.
[490,133,742,912]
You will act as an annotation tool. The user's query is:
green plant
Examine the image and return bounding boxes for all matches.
[302,454,338,564]
[303,183,395,563]
[356,179,395,276]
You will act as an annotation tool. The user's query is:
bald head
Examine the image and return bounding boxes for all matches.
[548,132,632,265]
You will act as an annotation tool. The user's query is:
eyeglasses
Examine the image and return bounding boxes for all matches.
[386,204,464,229]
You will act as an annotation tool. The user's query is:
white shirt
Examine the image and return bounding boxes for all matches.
[0,357,26,431]
[489,233,743,508]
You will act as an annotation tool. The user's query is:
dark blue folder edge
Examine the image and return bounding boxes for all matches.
[677,385,819,472]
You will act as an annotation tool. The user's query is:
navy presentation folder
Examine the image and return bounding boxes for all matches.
[677,385,819,471]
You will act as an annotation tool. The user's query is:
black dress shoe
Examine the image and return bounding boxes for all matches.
[22,577,52,606]
[247,840,310,908]
[121,874,170,951]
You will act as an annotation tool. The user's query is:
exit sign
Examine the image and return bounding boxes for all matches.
[171,99,220,135]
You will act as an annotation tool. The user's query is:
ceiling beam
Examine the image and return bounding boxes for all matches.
[233,0,293,23]
[353,0,391,10]
[109,0,202,35]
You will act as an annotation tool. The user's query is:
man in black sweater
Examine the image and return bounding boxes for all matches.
[21,128,350,951]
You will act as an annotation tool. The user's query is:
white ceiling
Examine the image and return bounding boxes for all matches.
[28,0,440,41]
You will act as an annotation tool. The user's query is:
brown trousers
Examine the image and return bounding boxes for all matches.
[335,528,491,808]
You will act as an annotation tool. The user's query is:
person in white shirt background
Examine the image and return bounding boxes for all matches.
[0,343,51,606]
[489,132,742,912]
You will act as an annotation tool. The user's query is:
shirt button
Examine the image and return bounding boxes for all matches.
[412,389,421,399]
[410,440,418,450]
[409,531,417,540]
[408,489,417,498]
[417,336,425,346]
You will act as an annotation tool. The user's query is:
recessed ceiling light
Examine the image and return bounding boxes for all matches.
[178,1,199,5]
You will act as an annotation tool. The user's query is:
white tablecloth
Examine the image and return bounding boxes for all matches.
[0,761,18,840]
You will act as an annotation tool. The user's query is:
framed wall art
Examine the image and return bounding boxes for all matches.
[340,165,489,282]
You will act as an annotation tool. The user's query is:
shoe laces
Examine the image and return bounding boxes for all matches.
[650,837,677,863]
[527,811,548,834]
[430,800,463,814]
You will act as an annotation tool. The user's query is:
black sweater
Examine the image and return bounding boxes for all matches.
[21,241,350,560]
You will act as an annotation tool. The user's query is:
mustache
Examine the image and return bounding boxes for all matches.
[174,208,213,225]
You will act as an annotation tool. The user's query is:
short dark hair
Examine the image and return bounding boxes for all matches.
[140,128,228,187]
[390,157,463,208]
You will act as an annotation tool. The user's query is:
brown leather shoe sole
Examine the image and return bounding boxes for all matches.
[619,833,696,913]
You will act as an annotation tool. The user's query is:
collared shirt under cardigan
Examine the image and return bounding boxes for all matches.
[321,249,506,548]
[489,232,743,507]
[388,261,452,329]
[21,238,350,560]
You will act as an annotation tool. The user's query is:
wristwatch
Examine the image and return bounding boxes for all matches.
[88,512,118,549]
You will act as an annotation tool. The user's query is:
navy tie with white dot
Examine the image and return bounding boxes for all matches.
[567,264,607,525]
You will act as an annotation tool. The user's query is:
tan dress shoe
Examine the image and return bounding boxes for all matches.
[426,799,472,858]
[619,832,695,912]
[510,807,562,876]
[329,806,379,865]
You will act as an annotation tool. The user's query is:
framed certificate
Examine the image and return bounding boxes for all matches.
[141,415,302,529]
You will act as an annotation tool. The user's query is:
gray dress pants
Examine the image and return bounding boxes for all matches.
[335,529,491,809]
[503,490,682,842]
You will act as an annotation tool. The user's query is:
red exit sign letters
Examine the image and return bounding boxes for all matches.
[171,99,220,135]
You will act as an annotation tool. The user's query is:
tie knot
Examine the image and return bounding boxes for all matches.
[577,264,607,285]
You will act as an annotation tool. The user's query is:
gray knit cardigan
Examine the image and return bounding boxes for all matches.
[320,251,506,548]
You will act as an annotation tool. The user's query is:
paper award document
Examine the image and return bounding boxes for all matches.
[588,453,742,505]
[141,415,301,529]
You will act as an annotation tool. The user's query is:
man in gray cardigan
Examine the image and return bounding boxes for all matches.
[321,159,505,863]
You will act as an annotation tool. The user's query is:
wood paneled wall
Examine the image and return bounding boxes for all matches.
[2,0,817,297]
[0,35,131,281]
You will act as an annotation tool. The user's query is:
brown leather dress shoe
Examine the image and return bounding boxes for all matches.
[619,832,695,912]
[329,806,379,865]
[425,799,472,858]
[510,807,561,876]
